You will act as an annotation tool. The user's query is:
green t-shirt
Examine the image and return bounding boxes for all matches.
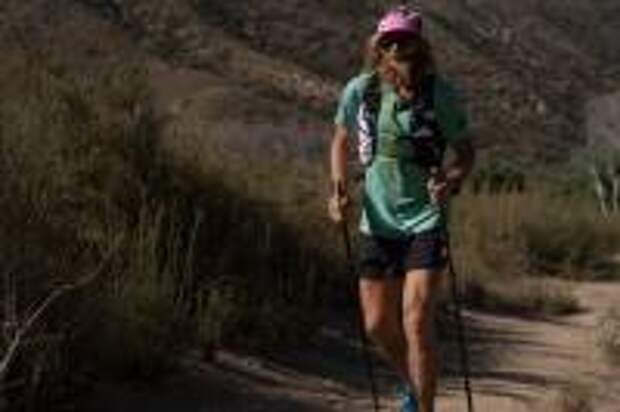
[334,72,469,238]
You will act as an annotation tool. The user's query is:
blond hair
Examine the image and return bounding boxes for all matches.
[363,33,435,82]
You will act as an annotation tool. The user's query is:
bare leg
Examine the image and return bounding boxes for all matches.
[403,269,442,412]
[359,277,409,381]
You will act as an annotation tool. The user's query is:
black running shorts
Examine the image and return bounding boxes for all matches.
[357,229,447,279]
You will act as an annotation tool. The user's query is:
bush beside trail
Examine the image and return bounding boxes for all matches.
[0,23,337,411]
[450,188,620,315]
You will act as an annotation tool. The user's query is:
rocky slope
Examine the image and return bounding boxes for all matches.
[5,0,620,167]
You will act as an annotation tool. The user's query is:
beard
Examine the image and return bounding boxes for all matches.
[391,61,412,89]
[381,58,423,94]
[381,59,406,84]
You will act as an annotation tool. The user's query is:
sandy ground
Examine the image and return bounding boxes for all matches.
[82,281,620,412]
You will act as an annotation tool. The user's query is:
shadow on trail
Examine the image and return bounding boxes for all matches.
[81,302,574,411]
[440,310,569,397]
[255,304,576,407]
[80,369,335,412]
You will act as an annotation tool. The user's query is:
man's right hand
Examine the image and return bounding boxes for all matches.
[329,126,350,224]
[327,192,350,224]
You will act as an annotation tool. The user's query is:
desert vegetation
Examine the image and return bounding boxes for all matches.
[450,185,620,314]
[1,0,619,410]
[0,9,336,408]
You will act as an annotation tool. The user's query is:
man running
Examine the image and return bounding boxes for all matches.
[328,6,475,412]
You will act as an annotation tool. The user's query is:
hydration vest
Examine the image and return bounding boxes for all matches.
[356,72,446,172]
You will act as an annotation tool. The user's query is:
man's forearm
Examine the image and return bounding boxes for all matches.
[446,139,475,188]
[330,128,349,193]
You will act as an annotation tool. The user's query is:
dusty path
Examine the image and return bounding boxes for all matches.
[83,280,620,412]
[439,281,620,411]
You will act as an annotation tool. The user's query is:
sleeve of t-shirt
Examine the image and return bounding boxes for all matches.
[434,78,469,144]
[334,75,365,136]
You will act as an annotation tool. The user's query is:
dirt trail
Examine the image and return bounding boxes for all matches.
[438,281,620,412]
[83,281,620,412]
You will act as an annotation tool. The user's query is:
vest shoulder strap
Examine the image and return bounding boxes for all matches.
[358,72,445,170]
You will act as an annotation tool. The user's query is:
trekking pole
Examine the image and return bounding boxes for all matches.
[432,170,474,412]
[444,222,474,412]
[336,183,380,412]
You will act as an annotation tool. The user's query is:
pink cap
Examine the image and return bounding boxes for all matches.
[376,6,423,37]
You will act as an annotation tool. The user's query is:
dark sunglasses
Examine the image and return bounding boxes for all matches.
[379,40,424,63]
[377,32,417,50]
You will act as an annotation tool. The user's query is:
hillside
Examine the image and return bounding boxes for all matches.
[4,0,619,168]
[70,0,620,170]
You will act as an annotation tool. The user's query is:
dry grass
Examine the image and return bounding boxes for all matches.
[452,188,620,279]
[596,308,620,366]
[459,275,580,316]
[540,381,594,412]
[449,188,620,314]
[0,29,196,404]
[0,7,342,407]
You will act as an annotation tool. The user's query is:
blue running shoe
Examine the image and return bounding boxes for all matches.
[397,384,418,412]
